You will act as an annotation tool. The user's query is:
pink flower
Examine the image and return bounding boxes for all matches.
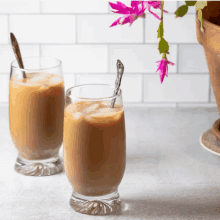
[109,1,146,27]
[143,1,168,20]
[109,1,168,27]
[156,58,175,84]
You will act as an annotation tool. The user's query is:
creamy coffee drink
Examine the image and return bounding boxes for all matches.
[64,101,126,196]
[9,72,64,160]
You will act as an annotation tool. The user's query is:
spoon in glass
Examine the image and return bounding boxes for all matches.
[10,32,26,79]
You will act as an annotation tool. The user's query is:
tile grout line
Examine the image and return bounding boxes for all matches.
[0,13,111,15]
[39,1,42,13]
[75,15,77,44]
[174,0,180,79]
[141,16,145,103]
[0,12,196,15]
[39,44,42,57]
[108,44,110,73]
[75,74,77,86]
[7,15,10,42]
[143,15,145,44]
[0,72,210,75]
[108,2,111,14]
[0,43,201,46]
[176,44,179,74]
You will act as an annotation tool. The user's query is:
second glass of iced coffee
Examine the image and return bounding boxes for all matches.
[63,84,126,215]
[9,57,65,176]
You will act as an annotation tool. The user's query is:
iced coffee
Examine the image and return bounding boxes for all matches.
[63,84,126,215]
[9,72,64,160]
[9,57,64,176]
[64,101,126,196]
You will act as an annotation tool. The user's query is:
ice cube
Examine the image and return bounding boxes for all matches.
[86,107,122,124]
[49,75,62,84]
[41,83,50,89]
[83,104,100,114]
[65,104,79,114]
[29,73,46,82]
[73,112,84,120]
[14,74,23,81]
[89,107,117,117]
[101,100,111,107]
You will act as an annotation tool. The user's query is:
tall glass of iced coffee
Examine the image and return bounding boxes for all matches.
[63,84,126,215]
[9,57,65,176]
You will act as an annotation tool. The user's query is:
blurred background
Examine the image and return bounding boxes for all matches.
[0,0,216,107]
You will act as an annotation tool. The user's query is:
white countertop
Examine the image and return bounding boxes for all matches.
[1,105,220,220]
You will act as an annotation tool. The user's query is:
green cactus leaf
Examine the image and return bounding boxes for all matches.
[157,22,163,38]
[175,5,188,17]
[158,37,169,54]
[185,1,196,6]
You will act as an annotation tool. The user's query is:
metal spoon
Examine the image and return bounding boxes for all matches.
[10,32,26,79]
[110,59,124,108]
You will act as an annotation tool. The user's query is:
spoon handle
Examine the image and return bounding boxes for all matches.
[111,59,124,108]
[10,33,26,79]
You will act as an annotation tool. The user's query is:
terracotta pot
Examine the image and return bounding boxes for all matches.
[196,5,220,112]
[196,2,220,139]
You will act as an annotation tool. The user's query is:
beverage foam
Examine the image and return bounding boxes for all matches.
[49,75,63,84]
[28,73,47,82]
[65,101,123,124]
[11,72,63,89]
[83,104,100,114]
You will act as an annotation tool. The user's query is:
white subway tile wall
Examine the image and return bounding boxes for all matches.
[146,14,197,43]
[0,16,9,43]
[0,45,40,73]
[178,44,208,73]
[10,15,76,43]
[63,74,76,92]
[144,75,209,102]
[0,1,40,13]
[0,74,9,103]
[41,45,108,73]
[42,1,108,13]
[109,44,177,73]
[77,15,143,43]
[0,0,214,107]
[77,74,142,102]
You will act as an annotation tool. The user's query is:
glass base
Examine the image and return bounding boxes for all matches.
[14,155,63,176]
[70,190,121,215]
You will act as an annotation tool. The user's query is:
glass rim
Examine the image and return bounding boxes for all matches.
[66,84,122,101]
[11,56,62,71]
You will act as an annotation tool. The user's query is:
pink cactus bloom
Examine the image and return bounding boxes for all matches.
[109,1,147,27]
[109,1,168,27]
[156,58,175,84]
[143,1,168,20]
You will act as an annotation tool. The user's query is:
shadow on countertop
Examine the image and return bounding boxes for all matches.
[112,193,220,219]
